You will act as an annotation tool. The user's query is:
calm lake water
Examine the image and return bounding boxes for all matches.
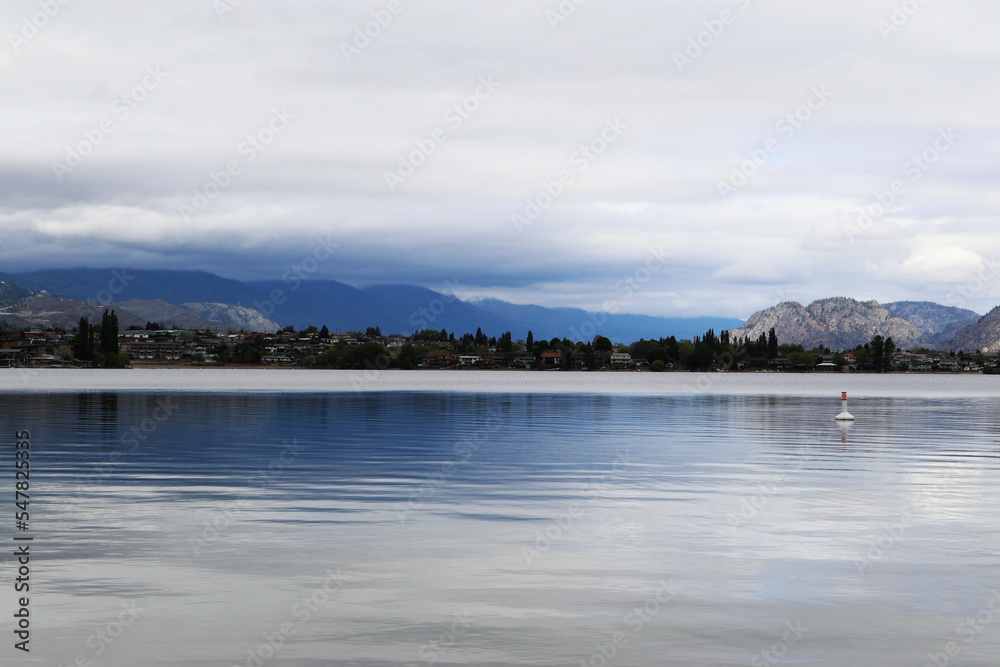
[2,369,1000,666]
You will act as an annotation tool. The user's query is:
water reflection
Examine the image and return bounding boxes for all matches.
[0,390,998,665]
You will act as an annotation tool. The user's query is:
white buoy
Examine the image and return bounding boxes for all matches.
[835,391,854,421]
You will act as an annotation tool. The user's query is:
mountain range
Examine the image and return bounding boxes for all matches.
[0,268,743,343]
[4,268,999,351]
[728,298,983,351]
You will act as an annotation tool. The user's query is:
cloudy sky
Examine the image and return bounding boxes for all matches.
[1,0,998,318]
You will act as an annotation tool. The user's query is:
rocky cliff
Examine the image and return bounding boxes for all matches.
[729,297,926,350]
[884,301,980,346]
[947,306,1000,353]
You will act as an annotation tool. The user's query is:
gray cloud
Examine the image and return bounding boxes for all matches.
[1,0,998,317]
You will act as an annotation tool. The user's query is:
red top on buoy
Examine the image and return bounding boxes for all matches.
[836,391,854,421]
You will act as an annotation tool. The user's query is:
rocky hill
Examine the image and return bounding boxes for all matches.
[729,297,927,350]
[884,301,980,346]
[947,306,1000,353]
[0,291,258,332]
[0,280,30,308]
[182,302,280,333]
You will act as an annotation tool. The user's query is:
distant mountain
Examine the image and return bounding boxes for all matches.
[13,268,743,343]
[472,298,744,343]
[181,302,280,333]
[729,297,926,350]
[0,289,255,332]
[884,301,980,346]
[0,280,30,308]
[947,306,1000,353]
[14,268,263,305]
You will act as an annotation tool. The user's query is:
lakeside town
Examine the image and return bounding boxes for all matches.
[1,310,996,373]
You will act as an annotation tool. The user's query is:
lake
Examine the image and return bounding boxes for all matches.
[2,369,999,666]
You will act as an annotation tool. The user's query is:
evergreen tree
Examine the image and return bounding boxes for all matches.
[100,309,119,357]
[870,335,885,371]
[526,330,534,354]
[75,317,93,361]
[883,336,896,372]
[767,328,778,359]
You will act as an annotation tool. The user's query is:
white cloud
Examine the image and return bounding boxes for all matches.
[0,0,997,317]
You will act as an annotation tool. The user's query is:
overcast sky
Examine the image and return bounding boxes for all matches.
[1,0,998,318]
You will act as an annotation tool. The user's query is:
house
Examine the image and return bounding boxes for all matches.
[419,352,454,368]
[458,355,480,366]
[540,351,562,366]
[938,358,960,372]
[610,351,632,365]
[119,341,184,361]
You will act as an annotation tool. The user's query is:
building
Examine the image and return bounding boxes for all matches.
[610,351,632,365]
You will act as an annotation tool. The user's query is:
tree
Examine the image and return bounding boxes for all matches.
[789,351,815,369]
[883,336,896,372]
[870,335,885,372]
[526,330,534,354]
[498,331,513,353]
[396,344,419,370]
[75,317,94,361]
[767,328,778,360]
[319,325,330,338]
[99,309,119,358]
[684,344,714,369]
[593,335,613,353]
